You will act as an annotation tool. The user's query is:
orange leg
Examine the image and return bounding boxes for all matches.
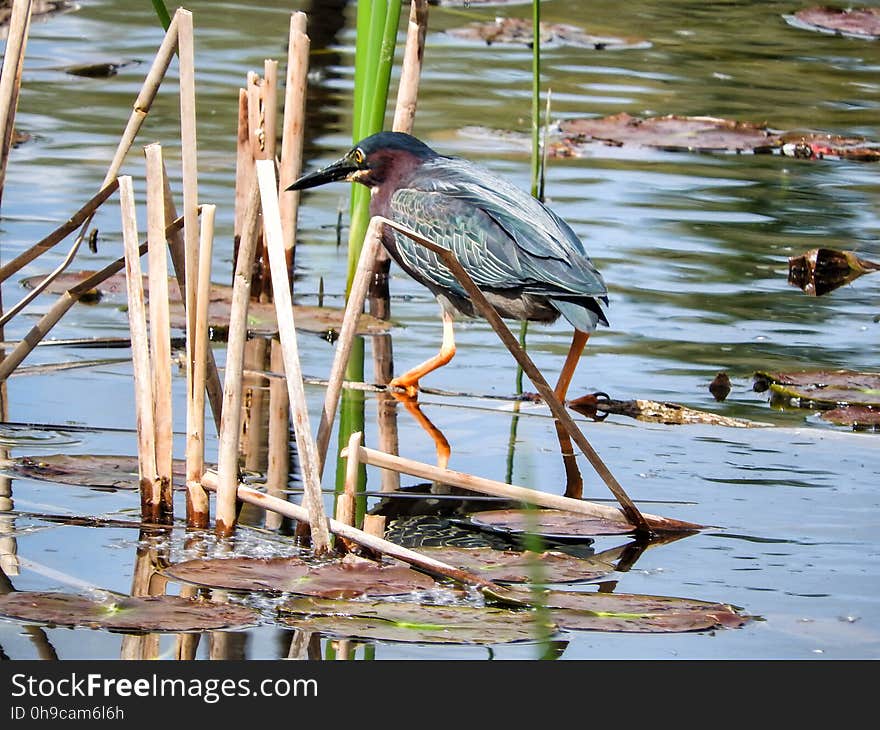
[389,308,456,397]
[553,329,590,499]
[554,329,590,403]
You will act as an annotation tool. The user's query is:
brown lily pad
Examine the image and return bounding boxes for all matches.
[447,17,649,50]
[0,592,258,632]
[0,454,188,490]
[506,587,749,633]
[555,113,782,155]
[414,546,615,583]
[277,596,556,645]
[788,247,880,295]
[469,508,635,538]
[164,554,438,598]
[754,370,880,408]
[785,6,880,39]
[778,132,880,162]
[20,271,391,337]
[819,406,880,431]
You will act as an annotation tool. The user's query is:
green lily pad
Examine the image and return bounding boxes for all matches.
[164,555,438,598]
[0,454,187,490]
[754,370,880,408]
[517,588,749,633]
[277,596,555,645]
[0,592,258,632]
[469,508,635,538]
[414,546,614,584]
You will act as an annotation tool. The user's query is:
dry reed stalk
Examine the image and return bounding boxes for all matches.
[315,217,384,475]
[215,180,262,536]
[334,431,361,550]
[106,13,180,186]
[0,217,185,382]
[199,469,516,597]
[345,445,702,533]
[145,145,174,522]
[391,0,428,135]
[363,514,385,540]
[232,88,251,270]
[0,0,32,207]
[279,11,309,269]
[176,11,203,507]
[0,12,182,364]
[0,181,120,284]
[159,163,223,436]
[264,339,288,531]
[256,159,330,553]
[373,217,651,532]
[262,60,278,161]
[118,176,160,522]
[184,202,216,527]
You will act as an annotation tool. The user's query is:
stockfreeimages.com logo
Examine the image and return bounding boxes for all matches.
[10,672,318,705]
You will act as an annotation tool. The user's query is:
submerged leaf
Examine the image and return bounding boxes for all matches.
[469,508,634,538]
[164,555,438,598]
[0,454,187,490]
[518,588,749,633]
[0,592,258,632]
[277,596,555,645]
[20,271,391,337]
[446,17,649,50]
[414,546,615,583]
[555,113,781,154]
[786,6,880,39]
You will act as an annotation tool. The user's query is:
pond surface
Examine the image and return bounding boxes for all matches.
[0,0,878,659]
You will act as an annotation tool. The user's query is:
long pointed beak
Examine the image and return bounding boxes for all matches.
[287,157,358,191]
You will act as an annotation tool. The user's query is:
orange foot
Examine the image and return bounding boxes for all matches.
[388,377,419,399]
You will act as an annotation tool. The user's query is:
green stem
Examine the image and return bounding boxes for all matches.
[149,0,172,31]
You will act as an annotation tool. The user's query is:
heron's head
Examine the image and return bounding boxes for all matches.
[288,132,437,191]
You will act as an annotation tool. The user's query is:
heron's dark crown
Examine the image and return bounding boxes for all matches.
[354,131,438,161]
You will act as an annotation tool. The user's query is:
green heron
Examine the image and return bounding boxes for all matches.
[290,131,608,402]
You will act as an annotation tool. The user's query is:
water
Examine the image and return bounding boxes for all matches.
[0,0,878,659]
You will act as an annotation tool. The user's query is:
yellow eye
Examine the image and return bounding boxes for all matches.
[352,148,365,165]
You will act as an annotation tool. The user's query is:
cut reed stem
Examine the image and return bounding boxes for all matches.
[256,159,331,554]
[215,180,262,536]
[145,145,173,522]
[118,176,159,523]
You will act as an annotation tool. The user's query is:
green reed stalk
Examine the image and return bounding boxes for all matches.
[149,0,172,31]
[337,0,402,517]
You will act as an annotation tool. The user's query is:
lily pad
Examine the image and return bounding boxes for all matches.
[519,588,749,633]
[777,131,880,161]
[754,370,880,408]
[0,592,258,632]
[819,406,880,431]
[555,113,781,154]
[20,271,391,337]
[164,555,438,598]
[0,454,187,490]
[785,6,880,39]
[414,546,615,583]
[277,596,555,645]
[469,508,635,538]
[446,17,649,50]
